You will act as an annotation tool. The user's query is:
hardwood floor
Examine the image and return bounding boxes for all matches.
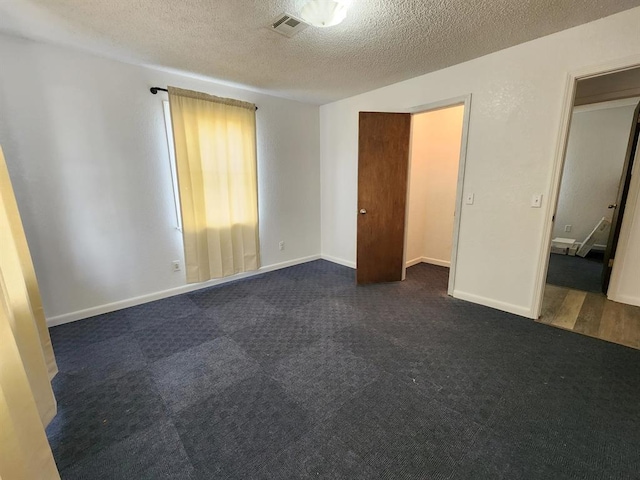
[539,284,640,349]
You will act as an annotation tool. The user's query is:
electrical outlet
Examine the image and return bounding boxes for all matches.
[564,225,572,232]
[172,260,181,272]
[279,241,285,251]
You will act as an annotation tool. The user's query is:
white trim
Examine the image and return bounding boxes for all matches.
[453,290,533,319]
[405,257,451,268]
[408,97,466,114]
[405,257,423,267]
[422,257,451,268]
[47,255,321,327]
[573,97,640,113]
[608,122,640,304]
[607,293,640,308]
[447,96,471,297]
[401,115,415,282]
[532,55,640,320]
[532,71,576,320]
[320,254,356,269]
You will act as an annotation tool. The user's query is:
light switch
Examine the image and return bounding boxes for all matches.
[465,193,475,205]
[531,194,542,208]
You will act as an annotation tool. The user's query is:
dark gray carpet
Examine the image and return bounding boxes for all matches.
[47,261,640,479]
[546,251,605,294]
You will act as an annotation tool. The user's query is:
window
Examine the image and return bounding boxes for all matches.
[163,87,260,282]
[162,100,183,231]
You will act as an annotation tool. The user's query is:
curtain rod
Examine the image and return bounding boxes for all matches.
[150,87,258,110]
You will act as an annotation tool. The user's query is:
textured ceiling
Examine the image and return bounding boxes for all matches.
[1,0,639,104]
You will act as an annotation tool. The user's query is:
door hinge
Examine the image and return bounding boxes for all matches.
[609,258,615,268]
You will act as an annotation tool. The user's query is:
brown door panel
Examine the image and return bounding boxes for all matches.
[356,112,411,285]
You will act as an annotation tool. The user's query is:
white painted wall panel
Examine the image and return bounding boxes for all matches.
[320,7,640,317]
[0,34,320,320]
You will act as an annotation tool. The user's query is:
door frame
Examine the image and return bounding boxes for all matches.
[532,56,640,319]
[403,94,473,295]
[602,100,640,293]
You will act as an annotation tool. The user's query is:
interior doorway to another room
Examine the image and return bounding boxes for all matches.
[355,97,470,293]
[539,65,640,349]
[405,105,465,279]
[546,99,638,294]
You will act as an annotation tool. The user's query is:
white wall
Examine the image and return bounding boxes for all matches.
[552,102,637,243]
[405,115,429,264]
[406,106,464,267]
[0,34,321,323]
[320,7,640,317]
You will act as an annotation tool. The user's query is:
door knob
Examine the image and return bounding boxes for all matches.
[359,209,367,214]
[608,204,617,209]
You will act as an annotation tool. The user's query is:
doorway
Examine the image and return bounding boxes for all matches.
[538,65,640,349]
[405,105,465,272]
[355,96,471,294]
[546,98,638,294]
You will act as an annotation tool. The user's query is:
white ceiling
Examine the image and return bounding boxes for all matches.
[1,0,639,104]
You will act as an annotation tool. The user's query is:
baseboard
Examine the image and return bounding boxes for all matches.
[320,254,356,269]
[46,255,321,327]
[453,290,533,319]
[607,293,640,308]
[405,257,423,267]
[325,254,449,270]
[405,257,451,268]
[421,257,451,268]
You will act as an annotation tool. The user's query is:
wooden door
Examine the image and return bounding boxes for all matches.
[356,112,411,284]
[602,101,640,293]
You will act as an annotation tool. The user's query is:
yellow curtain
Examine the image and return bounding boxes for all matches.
[168,87,260,283]
[0,146,60,480]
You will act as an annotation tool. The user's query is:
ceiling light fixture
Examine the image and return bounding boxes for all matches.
[299,0,351,28]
